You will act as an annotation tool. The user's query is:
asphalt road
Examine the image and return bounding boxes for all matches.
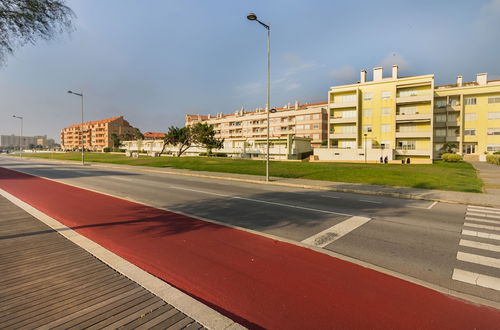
[1,157,499,304]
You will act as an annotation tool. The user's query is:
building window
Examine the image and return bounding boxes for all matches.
[488,96,500,104]
[464,129,476,136]
[363,93,373,101]
[465,113,477,121]
[398,89,417,97]
[487,145,500,152]
[313,114,320,120]
[313,134,320,140]
[435,114,446,122]
[341,94,357,103]
[304,124,311,130]
[399,125,416,132]
[397,140,416,150]
[381,124,390,132]
[343,110,357,118]
[363,109,372,117]
[434,143,444,151]
[313,124,319,129]
[398,106,417,115]
[487,128,500,135]
[488,112,500,119]
[297,116,304,121]
[343,126,357,133]
[381,91,391,99]
[435,129,446,137]
[304,115,311,120]
[380,141,391,149]
[465,97,477,105]
[447,128,458,137]
[436,99,447,108]
[297,125,304,130]
[381,108,391,116]
[363,125,372,133]
[342,141,356,149]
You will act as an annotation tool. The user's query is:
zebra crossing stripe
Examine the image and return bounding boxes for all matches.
[467,206,500,214]
[459,239,500,253]
[464,222,500,232]
[465,217,500,225]
[461,229,500,241]
[457,251,500,269]
[466,212,500,219]
[452,269,500,291]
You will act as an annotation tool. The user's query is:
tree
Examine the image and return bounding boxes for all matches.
[191,123,224,156]
[0,0,74,64]
[133,128,144,140]
[440,142,458,154]
[160,126,193,157]
[110,133,121,148]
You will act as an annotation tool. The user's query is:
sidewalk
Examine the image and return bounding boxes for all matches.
[471,161,500,196]
[0,194,205,329]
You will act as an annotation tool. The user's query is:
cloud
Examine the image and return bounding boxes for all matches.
[329,65,357,82]
[380,52,409,72]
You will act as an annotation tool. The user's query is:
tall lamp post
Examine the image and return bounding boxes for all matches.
[12,115,23,157]
[364,133,368,164]
[67,90,85,165]
[247,12,271,182]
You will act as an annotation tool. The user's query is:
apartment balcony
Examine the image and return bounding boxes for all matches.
[396,113,432,122]
[330,132,357,139]
[329,116,357,124]
[395,149,431,156]
[329,101,357,109]
[396,94,432,104]
[395,131,432,138]
[445,136,461,142]
[446,121,461,126]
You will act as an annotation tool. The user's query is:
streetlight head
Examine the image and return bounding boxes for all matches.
[67,90,73,94]
[247,13,257,21]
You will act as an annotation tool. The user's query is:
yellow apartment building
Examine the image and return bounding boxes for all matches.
[434,74,500,159]
[316,65,434,162]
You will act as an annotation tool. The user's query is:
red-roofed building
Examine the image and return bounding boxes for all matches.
[60,116,137,151]
[143,132,166,140]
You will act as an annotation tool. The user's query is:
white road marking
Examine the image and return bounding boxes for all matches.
[109,176,135,182]
[464,222,500,232]
[465,216,500,225]
[459,239,500,253]
[359,200,382,204]
[427,201,438,209]
[457,251,500,269]
[462,229,500,241]
[452,269,500,291]
[466,212,500,219]
[168,185,354,217]
[319,195,341,199]
[301,216,371,248]
[468,206,500,214]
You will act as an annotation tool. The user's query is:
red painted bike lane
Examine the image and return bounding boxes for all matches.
[1,167,499,329]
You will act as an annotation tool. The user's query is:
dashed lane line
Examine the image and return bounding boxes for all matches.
[300,216,371,248]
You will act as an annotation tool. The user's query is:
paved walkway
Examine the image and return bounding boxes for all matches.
[471,161,500,196]
[0,194,204,329]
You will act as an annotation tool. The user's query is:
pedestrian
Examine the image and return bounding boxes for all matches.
[407,158,411,164]
[380,156,383,163]
[401,159,405,164]
[384,156,388,164]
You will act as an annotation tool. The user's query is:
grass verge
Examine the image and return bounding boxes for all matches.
[17,152,483,193]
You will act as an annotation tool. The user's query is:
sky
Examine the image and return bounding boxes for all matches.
[1,0,500,142]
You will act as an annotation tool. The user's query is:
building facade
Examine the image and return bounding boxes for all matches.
[0,134,55,149]
[60,116,136,151]
[186,101,328,148]
[315,66,500,162]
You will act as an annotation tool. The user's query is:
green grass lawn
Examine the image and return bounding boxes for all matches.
[19,152,483,193]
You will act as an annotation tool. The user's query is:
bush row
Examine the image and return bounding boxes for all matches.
[486,154,500,165]
[441,153,463,162]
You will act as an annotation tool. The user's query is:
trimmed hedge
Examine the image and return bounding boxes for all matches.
[486,154,500,165]
[442,153,462,162]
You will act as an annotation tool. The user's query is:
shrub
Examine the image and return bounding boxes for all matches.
[494,151,500,155]
[442,153,462,162]
[486,155,500,165]
[214,153,228,157]
[103,147,111,152]
[198,152,208,156]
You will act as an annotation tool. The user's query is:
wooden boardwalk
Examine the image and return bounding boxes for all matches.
[0,195,204,329]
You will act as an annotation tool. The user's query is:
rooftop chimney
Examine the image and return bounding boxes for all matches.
[373,67,383,82]
[476,73,488,86]
[392,65,399,79]
[360,70,367,83]
[295,100,299,110]
[457,76,463,87]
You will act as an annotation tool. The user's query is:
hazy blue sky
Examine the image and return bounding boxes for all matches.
[1,0,499,142]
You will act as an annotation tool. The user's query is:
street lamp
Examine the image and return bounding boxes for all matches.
[67,90,85,165]
[12,115,23,157]
[364,133,367,164]
[247,12,271,182]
